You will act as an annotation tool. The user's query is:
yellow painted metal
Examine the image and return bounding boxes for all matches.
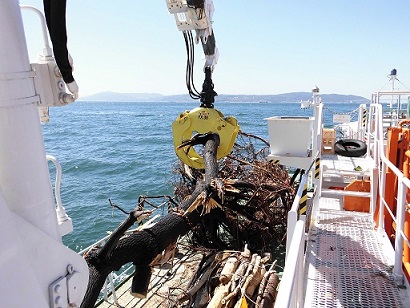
[172,107,240,169]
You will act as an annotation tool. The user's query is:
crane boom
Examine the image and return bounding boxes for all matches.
[165,0,218,71]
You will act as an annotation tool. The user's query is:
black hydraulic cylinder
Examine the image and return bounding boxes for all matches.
[200,67,217,108]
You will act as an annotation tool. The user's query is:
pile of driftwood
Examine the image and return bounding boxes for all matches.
[178,246,279,308]
[172,131,296,255]
[81,132,297,307]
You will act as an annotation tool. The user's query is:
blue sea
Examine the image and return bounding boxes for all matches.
[41,100,364,251]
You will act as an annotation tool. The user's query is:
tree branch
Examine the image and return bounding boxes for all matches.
[81,133,220,308]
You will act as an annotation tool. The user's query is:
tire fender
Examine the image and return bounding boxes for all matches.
[334,139,367,157]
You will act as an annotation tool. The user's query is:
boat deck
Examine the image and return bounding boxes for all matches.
[96,245,203,308]
[321,154,374,184]
[304,198,408,307]
[303,154,409,307]
[97,154,410,307]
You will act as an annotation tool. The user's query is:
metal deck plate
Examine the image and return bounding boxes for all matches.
[321,154,374,173]
[304,203,407,307]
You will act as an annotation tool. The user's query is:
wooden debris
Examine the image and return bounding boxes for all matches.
[169,244,279,308]
[207,282,232,308]
[81,134,222,307]
[260,273,279,307]
[256,261,279,307]
[177,254,216,304]
[245,255,265,298]
[130,264,151,298]
[219,256,239,284]
[82,131,294,307]
[173,131,296,255]
[149,240,177,267]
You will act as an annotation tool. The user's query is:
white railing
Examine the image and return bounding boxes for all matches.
[282,101,379,307]
[352,102,409,282]
[279,101,410,306]
[286,173,307,254]
[20,5,53,58]
[372,103,410,283]
[281,102,324,305]
[393,177,410,280]
[360,104,380,215]
[282,155,320,306]
[309,102,324,223]
[275,220,306,308]
[286,150,322,254]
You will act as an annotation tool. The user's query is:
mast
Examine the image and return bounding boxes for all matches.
[389,68,397,109]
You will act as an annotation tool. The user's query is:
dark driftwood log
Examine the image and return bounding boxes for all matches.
[131,264,151,298]
[80,134,220,308]
[260,272,279,307]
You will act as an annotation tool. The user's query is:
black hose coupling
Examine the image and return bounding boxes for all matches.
[200,67,217,108]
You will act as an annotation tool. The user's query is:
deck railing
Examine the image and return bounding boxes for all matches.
[282,160,315,306]
[371,103,410,283]
[285,152,320,255]
[275,219,306,308]
[282,150,323,306]
[279,101,410,306]
[332,101,410,282]
[281,102,323,305]
[285,173,307,254]
[343,101,409,282]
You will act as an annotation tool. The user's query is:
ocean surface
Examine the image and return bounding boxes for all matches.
[41,100,364,251]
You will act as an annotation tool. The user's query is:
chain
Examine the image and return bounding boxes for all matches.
[323,105,360,116]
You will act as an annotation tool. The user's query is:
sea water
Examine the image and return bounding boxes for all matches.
[41,100,363,251]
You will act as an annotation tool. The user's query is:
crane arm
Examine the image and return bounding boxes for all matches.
[166,0,219,71]
[167,1,240,170]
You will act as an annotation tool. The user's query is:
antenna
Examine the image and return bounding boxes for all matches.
[389,68,397,91]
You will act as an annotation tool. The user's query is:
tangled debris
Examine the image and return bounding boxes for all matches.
[85,132,298,307]
[172,131,297,255]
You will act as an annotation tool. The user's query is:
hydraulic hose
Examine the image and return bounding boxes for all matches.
[43,0,74,83]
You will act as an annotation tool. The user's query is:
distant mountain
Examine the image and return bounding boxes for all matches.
[79,91,367,103]
[80,91,164,102]
[217,93,367,103]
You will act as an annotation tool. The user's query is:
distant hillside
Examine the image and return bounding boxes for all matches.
[81,91,164,102]
[79,91,367,103]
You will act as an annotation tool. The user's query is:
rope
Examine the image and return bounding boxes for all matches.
[396,78,410,91]
[323,105,361,116]
[305,151,321,175]
[377,79,392,92]
[377,76,410,92]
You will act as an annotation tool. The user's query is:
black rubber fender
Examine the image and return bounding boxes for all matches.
[334,139,367,157]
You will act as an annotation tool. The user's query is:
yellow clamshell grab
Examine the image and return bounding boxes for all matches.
[172,107,240,169]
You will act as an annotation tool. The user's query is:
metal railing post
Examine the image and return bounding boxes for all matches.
[276,220,306,308]
[393,178,406,281]
[286,174,307,255]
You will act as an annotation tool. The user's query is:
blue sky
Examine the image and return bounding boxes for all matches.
[19,0,410,98]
